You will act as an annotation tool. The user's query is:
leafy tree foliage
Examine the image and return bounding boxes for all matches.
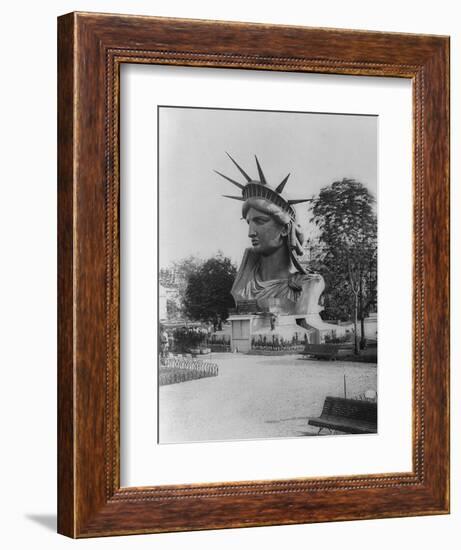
[168,255,203,317]
[309,179,377,353]
[183,253,237,323]
[166,298,181,320]
[172,255,202,290]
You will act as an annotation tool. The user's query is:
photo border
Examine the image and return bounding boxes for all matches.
[57,12,449,537]
[154,103,379,448]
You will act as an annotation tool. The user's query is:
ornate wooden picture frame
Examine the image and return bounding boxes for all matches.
[57,12,449,537]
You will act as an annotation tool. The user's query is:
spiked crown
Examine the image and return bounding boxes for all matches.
[214,153,310,223]
[214,154,312,274]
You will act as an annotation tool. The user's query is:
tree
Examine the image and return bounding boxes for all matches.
[183,253,237,324]
[309,179,377,354]
[168,255,203,317]
[166,298,181,320]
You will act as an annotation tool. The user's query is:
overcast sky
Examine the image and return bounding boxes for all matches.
[159,106,377,268]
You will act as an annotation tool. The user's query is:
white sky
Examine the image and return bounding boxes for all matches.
[159,107,377,267]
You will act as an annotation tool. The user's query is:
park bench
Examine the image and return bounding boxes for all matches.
[308,396,377,434]
[304,343,340,360]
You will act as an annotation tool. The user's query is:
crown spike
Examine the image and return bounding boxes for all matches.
[226,152,252,182]
[222,194,244,201]
[214,170,245,190]
[275,173,290,194]
[254,155,267,185]
[288,198,312,205]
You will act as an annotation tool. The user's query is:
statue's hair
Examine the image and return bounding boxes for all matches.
[242,197,292,227]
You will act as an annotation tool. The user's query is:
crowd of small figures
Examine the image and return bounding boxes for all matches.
[251,334,308,352]
[159,356,219,386]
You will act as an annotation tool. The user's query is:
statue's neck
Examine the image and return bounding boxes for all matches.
[257,246,291,281]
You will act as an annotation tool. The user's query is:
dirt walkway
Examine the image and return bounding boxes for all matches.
[159,353,377,443]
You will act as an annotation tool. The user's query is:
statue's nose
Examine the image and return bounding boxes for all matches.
[248,223,257,237]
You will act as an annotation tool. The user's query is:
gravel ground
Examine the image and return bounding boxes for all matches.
[159,353,377,444]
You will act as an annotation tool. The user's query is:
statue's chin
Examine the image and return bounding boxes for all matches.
[252,245,283,257]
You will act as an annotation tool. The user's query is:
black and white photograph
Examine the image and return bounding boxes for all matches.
[1,0,455,547]
[158,106,378,443]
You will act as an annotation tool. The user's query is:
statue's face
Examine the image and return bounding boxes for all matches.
[245,207,288,256]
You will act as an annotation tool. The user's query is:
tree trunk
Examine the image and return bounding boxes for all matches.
[353,292,359,355]
[346,255,360,355]
[359,276,366,348]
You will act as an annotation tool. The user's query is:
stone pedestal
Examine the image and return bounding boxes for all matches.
[228,311,339,353]
[228,313,316,352]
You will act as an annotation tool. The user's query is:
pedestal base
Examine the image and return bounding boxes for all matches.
[228,313,336,353]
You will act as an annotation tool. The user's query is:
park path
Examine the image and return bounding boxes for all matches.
[159,353,376,444]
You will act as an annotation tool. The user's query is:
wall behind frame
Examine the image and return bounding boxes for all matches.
[0,0,456,548]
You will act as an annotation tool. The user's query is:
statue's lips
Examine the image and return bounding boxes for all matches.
[251,240,259,246]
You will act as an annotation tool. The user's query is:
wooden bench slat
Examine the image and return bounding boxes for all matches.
[308,396,377,434]
[309,416,376,434]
